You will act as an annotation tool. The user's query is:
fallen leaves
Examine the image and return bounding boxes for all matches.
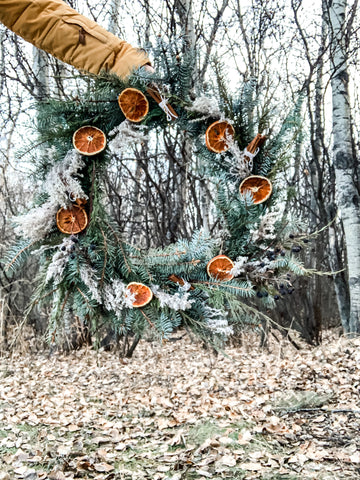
[94,462,114,472]
[0,331,359,479]
[216,454,237,467]
[241,461,263,471]
[47,472,66,480]
[67,424,81,432]
[238,429,253,444]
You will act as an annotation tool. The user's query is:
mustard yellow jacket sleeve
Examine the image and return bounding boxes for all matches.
[0,0,150,78]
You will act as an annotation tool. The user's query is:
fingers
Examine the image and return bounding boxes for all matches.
[143,64,155,74]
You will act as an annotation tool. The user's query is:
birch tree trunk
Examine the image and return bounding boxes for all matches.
[174,0,211,234]
[327,0,360,334]
[108,0,121,35]
[33,48,49,99]
[172,0,195,238]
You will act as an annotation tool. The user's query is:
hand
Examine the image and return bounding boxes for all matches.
[143,64,155,74]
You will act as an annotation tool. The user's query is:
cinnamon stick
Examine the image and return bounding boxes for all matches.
[244,133,267,161]
[146,84,178,121]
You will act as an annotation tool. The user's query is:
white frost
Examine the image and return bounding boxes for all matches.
[151,284,194,311]
[103,280,135,315]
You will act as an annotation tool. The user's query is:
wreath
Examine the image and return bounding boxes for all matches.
[5,61,308,349]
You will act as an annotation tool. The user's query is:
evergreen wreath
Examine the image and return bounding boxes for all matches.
[4,46,312,350]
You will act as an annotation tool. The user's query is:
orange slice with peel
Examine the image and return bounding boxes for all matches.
[126,282,153,308]
[118,88,149,122]
[239,175,272,204]
[206,255,234,282]
[73,126,106,156]
[205,120,235,153]
[56,205,88,235]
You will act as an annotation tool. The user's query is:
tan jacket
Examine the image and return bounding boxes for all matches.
[0,0,150,78]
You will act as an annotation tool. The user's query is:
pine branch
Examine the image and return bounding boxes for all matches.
[4,240,38,272]
[99,226,108,286]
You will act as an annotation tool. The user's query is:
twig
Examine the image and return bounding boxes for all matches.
[76,286,92,309]
[99,226,108,286]
[330,409,360,414]
[106,222,132,274]
[88,161,96,221]
[282,407,360,415]
[193,280,254,294]
[129,250,187,259]
[5,240,37,271]
[140,309,155,328]
[61,290,71,312]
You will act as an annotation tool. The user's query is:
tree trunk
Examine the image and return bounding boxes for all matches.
[33,48,49,100]
[0,299,8,352]
[108,0,121,35]
[327,0,360,334]
[171,0,195,240]
[327,217,351,324]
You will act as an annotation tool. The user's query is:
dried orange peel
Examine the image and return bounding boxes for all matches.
[118,88,149,122]
[206,255,235,281]
[73,126,107,156]
[239,175,273,204]
[205,120,235,153]
[126,282,153,308]
[56,205,88,235]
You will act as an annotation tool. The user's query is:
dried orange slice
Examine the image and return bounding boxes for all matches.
[118,88,149,122]
[73,126,106,156]
[126,282,153,308]
[239,175,273,204]
[56,205,88,235]
[205,120,235,153]
[206,255,234,282]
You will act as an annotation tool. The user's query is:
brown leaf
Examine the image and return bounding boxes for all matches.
[68,424,80,432]
[238,430,252,445]
[241,462,263,471]
[217,455,237,467]
[156,465,170,472]
[350,452,360,464]
[94,463,114,473]
[76,460,93,471]
[288,453,309,466]
[92,436,111,445]
[114,442,127,451]
[47,471,67,480]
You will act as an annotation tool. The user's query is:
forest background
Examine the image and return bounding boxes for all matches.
[0,0,360,350]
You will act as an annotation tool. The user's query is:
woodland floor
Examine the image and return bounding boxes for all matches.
[0,330,360,480]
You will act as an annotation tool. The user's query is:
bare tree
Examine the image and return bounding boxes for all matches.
[326,0,360,334]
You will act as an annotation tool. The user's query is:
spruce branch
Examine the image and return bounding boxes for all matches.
[105,221,132,274]
[4,240,38,272]
[76,286,92,309]
[140,309,155,328]
[99,226,108,286]
[61,290,71,312]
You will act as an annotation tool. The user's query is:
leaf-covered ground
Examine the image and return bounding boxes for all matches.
[0,331,360,480]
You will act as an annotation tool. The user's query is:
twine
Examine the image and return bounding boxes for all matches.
[243,147,259,161]
[243,147,260,172]
[158,95,178,121]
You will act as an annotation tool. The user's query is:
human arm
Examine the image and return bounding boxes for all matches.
[0,0,151,78]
